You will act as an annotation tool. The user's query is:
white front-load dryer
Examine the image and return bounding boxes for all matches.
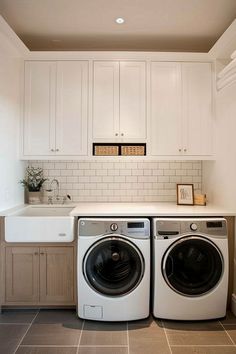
[78,218,150,321]
[152,218,228,320]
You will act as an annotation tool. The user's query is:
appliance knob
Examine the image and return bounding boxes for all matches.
[110,223,118,232]
[190,223,198,231]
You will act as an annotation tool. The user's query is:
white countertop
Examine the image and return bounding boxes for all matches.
[1,202,235,217]
[70,202,236,217]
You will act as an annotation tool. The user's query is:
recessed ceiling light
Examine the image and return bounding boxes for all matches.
[115,17,125,24]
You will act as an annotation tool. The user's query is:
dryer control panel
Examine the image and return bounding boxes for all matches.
[154,218,227,239]
[79,218,150,238]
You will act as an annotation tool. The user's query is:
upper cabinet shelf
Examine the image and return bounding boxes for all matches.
[23,61,88,157]
[21,58,213,160]
[92,61,146,142]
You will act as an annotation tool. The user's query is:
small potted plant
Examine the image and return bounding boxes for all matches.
[20,166,47,204]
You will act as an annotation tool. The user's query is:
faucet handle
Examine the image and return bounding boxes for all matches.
[48,196,53,204]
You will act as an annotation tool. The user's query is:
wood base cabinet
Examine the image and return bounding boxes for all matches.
[5,246,74,305]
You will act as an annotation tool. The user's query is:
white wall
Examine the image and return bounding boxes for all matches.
[203,81,236,209]
[0,47,25,211]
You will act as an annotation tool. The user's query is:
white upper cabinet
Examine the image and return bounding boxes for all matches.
[150,62,182,155]
[182,63,212,156]
[23,61,88,157]
[24,61,56,156]
[56,61,88,155]
[150,61,213,157]
[93,61,119,139]
[92,61,146,141]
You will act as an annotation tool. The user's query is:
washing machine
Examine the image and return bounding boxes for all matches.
[152,217,228,320]
[77,218,150,321]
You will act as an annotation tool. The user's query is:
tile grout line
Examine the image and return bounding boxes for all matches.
[20,344,129,348]
[0,322,33,325]
[13,309,40,354]
[127,321,130,354]
[19,345,78,348]
[219,320,236,345]
[161,320,173,354]
[76,319,85,354]
[171,344,236,347]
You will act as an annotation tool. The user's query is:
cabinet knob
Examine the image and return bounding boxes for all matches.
[121,133,124,136]
[115,133,118,136]
[179,148,182,152]
[184,148,187,152]
[40,252,45,255]
[51,149,54,152]
[56,149,59,152]
[34,252,38,255]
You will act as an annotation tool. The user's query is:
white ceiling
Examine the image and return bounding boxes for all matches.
[0,0,236,52]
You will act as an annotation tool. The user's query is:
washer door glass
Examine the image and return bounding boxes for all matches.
[162,236,223,296]
[84,236,144,296]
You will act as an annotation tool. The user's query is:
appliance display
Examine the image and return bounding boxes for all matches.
[152,217,228,320]
[77,218,150,321]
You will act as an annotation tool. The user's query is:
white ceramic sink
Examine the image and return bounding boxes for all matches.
[5,205,75,242]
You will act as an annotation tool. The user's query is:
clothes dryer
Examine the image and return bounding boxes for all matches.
[152,218,228,320]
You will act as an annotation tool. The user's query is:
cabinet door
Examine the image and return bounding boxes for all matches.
[150,62,182,155]
[56,61,88,155]
[24,61,56,155]
[182,63,212,155]
[40,247,74,304]
[5,247,39,302]
[119,62,146,139]
[93,61,119,139]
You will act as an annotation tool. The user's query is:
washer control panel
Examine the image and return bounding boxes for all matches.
[110,223,118,232]
[190,223,198,231]
[79,218,150,238]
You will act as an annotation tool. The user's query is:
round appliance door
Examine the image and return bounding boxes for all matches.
[162,236,223,296]
[83,236,145,297]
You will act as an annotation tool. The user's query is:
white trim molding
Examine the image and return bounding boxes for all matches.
[217,55,236,90]
[0,15,29,56]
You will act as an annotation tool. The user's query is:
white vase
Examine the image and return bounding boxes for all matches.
[28,191,41,204]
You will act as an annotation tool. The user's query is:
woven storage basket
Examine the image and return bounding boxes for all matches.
[121,145,145,156]
[94,145,119,156]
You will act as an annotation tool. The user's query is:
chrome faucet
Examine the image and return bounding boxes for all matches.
[49,178,60,200]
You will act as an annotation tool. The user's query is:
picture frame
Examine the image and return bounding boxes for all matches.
[177,184,194,205]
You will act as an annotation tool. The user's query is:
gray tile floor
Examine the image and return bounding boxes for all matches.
[0,309,236,354]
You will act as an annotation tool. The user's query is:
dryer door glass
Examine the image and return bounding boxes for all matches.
[162,236,223,296]
[84,237,144,296]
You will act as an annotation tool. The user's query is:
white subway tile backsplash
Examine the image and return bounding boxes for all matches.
[66,162,78,169]
[108,169,120,176]
[29,159,202,203]
[132,169,144,176]
[120,169,132,176]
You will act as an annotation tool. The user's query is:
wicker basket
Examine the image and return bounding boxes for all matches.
[94,145,119,156]
[121,145,145,156]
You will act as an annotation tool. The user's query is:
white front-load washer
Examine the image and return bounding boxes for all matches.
[152,217,228,320]
[78,218,150,321]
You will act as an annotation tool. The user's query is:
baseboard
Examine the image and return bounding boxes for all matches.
[231,293,236,315]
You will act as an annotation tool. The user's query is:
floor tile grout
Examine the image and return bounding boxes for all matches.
[13,309,40,354]
[161,319,173,354]
[170,344,236,347]
[19,345,79,347]
[219,320,236,345]
[76,319,85,354]
[126,321,130,354]
[0,323,33,325]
